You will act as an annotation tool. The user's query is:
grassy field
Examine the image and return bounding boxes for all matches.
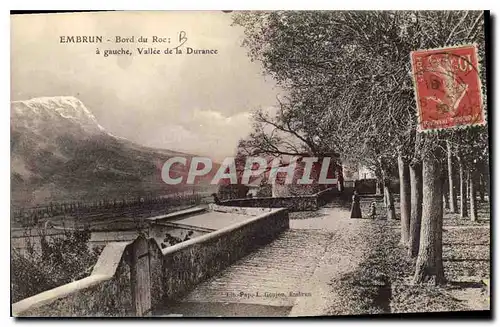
[328,197,490,316]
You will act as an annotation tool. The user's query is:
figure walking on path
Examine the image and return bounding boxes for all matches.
[370,201,377,219]
[211,193,221,205]
[350,191,362,218]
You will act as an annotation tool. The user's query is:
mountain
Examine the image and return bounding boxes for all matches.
[11,96,218,207]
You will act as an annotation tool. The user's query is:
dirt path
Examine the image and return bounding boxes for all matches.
[289,207,396,316]
[157,206,376,317]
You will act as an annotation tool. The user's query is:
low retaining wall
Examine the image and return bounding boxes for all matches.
[13,207,289,317]
[151,207,289,306]
[220,187,338,212]
[316,188,338,207]
[12,242,134,317]
[208,204,275,216]
[147,207,206,222]
[344,179,400,195]
[221,196,317,211]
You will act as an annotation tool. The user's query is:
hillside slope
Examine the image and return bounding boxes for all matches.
[11,96,216,207]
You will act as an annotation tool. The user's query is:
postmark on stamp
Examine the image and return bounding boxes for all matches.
[410,44,485,132]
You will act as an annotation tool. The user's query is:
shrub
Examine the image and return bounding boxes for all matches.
[11,228,102,303]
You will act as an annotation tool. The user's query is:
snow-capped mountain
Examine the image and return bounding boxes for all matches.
[11,96,214,207]
[11,96,107,138]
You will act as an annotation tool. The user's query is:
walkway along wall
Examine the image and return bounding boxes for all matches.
[12,207,289,317]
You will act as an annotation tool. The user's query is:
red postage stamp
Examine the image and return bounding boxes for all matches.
[410,44,485,132]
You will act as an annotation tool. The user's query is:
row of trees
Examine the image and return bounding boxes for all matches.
[232,11,487,284]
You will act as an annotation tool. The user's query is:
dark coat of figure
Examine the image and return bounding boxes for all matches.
[350,191,362,218]
[370,201,377,219]
[211,193,221,205]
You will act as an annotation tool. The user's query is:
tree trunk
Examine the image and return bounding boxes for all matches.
[408,161,423,258]
[466,171,470,202]
[377,181,383,196]
[446,140,458,213]
[478,160,486,202]
[378,157,396,220]
[485,160,490,201]
[478,171,485,202]
[383,181,396,220]
[469,166,478,222]
[398,153,411,245]
[413,150,445,285]
[375,167,383,196]
[443,175,450,210]
[458,157,468,218]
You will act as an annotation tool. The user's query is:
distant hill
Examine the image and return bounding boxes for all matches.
[11,96,218,207]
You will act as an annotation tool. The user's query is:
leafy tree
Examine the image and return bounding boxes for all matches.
[233,10,486,284]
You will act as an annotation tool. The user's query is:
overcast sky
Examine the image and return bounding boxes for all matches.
[11,11,282,161]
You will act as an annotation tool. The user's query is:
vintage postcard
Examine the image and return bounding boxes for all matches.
[10,10,490,318]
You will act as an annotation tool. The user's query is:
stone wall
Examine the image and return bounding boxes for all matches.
[208,203,275,216]
[220,187,338,212]
[15,264,133,317]
[13,208,290,317]
[316,187,338,207]
[354,178,378,194]
[12,242,134,317]
[344,179,400,196]
[154,208,289,303]
[220,196,318,211]
[272,183,319,197]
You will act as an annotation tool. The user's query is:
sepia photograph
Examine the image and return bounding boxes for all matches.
[10,10,490,318]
